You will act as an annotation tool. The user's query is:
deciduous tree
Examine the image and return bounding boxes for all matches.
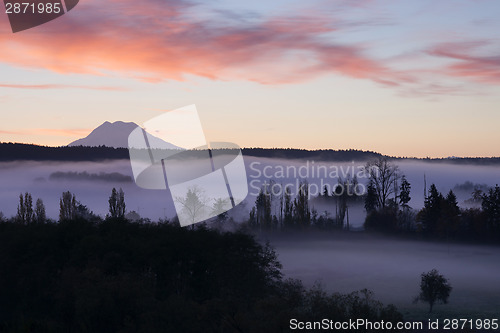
[415,269,452,313]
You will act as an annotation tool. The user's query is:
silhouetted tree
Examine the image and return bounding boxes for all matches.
[59,191,77,221]
[471,188,484,204]
[365,158,399,210]
[76,203,100,222]
[293,180,310,227]
[34,198,46,224]
[415,269,452,313]
[322,185,329,197]
[334,179,348,226]
[255,186,272,229]
[109,188,126,219]
[0,219,403,331]
[16,193,26,224]
[364,179,378,213]
[399,175,411,208]
[482,184,500,234]
[441,190,460,237]
[16,192,33,224]
[249,206,257,227]
[283,186,293,228]
[418,184,444,235]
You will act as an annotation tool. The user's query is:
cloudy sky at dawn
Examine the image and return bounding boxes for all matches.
[0,0,499,157]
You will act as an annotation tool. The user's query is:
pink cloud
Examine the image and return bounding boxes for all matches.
[0,0,412,86]
[427,42,500,85]
[0,128,91,137]
[0,83,126,90]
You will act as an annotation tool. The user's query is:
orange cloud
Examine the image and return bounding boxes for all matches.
[0,0,412,86]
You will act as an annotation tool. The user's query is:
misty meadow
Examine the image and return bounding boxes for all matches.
[0,144,500,331]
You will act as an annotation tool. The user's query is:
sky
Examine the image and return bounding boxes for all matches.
[0,0,499,158]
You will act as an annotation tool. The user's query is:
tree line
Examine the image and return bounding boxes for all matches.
[8,188,127,225]
[245,157,500,242]
[0,213,403,332]
[364,158,500,242]
[247,177,364,231]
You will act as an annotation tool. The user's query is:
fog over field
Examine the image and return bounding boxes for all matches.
[1,157,500,223]
[0,160,176,220]
[268,232,500,319]
[1,156,500,319]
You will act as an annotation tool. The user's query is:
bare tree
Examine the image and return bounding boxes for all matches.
[365,158,399,210]
[175,185,209,226]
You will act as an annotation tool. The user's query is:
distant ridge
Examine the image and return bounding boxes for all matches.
[1,142,500,164]
[68,121,182,150]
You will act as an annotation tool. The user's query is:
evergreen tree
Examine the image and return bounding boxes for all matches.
[445,190,459,214]
[419,184,443,234]
[481,184,500,234]
[399,175,411,208]
[439,190,460,238]
[364,179,378,213]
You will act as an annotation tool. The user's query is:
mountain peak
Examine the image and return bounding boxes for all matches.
[68,121,181,149]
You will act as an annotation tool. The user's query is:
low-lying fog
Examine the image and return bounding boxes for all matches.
[268,232,500,319]
[1,157,500,223]
[0,160,176,220]
[1,156,499,318]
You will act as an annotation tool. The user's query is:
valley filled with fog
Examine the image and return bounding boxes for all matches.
[268,232,500,320]
[2,156,500,224]
[1,155,500,319]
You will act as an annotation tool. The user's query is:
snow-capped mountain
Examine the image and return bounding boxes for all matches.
[68,121,182,149]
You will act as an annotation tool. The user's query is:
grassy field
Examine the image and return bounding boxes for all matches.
[266,231,500,322]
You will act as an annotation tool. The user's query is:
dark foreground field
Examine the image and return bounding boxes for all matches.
[0,220,403,332]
